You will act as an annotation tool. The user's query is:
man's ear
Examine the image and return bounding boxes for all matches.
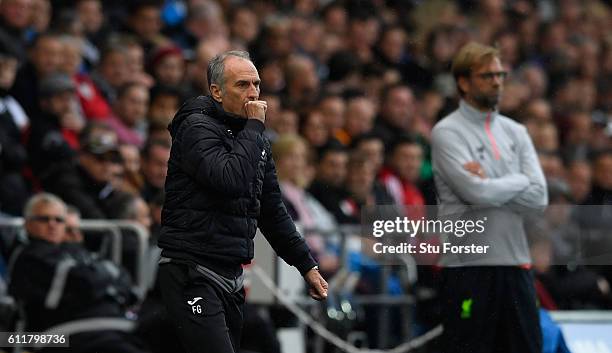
[457,76,470,96]
[210,84,222,103]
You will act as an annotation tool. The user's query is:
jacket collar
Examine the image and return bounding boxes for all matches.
[459,100,498,122]
[207,96,248,130]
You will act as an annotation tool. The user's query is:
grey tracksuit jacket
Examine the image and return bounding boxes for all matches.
[431,100,548,266]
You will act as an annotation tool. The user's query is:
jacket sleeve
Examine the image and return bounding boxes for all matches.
[9,250,57,305]
[179,116,266,197]
[431,126,530,206]
[506,126,548,211]
[258,156,317,275]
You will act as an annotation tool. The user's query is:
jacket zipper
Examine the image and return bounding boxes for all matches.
[484,112,501,160]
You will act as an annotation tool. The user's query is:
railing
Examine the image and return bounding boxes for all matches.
[0,218,152,298]
[254,223,427,351]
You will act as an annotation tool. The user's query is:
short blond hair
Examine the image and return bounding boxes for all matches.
[272,134,310,187]
[452,42,500,96]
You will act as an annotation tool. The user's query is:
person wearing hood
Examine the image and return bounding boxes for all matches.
[157,50,327,353]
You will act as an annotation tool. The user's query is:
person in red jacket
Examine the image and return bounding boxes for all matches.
[378,134,425,219]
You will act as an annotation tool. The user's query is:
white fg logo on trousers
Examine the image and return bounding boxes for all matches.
[192,305,202,314]
[188,297,203,315]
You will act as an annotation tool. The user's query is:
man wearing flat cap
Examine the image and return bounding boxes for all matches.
[27,73,81,180]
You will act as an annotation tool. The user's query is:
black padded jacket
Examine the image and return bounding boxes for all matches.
[159,96,316,278]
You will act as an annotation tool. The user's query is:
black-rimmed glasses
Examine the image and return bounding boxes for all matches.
[474,71,508,81]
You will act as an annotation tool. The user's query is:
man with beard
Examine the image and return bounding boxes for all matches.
[431,42,547,353]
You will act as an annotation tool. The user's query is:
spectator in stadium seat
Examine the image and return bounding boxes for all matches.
[116,194,152,231]
[107,82,150,148]
[148,45,185,87]
[10,32,64,118]
[8,193,148,353]
[566,159,592,204]
[378,135,426,216]
[308,141,352,223]
[75,0,105,67]
[125,1,166,57]
[64,205,84,243]
[140,138,170,203]
[147,84,182,130]
[27,73,82,181]
[0,33,30,216]
[517,65,548,100]
[431,42,547,353]
[257,57,285,95]
[343,152,395,223]
[371,83,417,149]
[529,182,612,310]
[300,109,330,148]
[346,9,380,64]
[350,133,385,175]
[120,35,155,88]
[29,0,51,37]
[146,119,171,144]
[339,93,377,146]
[106,192,152,278]
[59,35,113,121]
[532,122,560,153]
[276,109,300,136]
[576,149,612,227]
[376,25,431,91]
[272,134,339,275]
[42,122,128,219]
[538,150,565,181]
[283,54,320,111]
[318,93,346,141]
[91,41,130,104]
[170,1,227,52]
[522,98,553,124]
[0,0,33,61]
[118,143,145,194]
[251,16,292,63]
[228,6,259,47]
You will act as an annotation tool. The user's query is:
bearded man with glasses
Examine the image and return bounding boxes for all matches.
[431,42,548,353]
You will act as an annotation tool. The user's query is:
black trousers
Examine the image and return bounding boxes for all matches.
[440,267,542,353]
[158,262,245,353]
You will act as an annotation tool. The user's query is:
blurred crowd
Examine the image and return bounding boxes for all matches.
[0,0,611,351]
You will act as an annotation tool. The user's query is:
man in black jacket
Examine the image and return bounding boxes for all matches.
[158,50,327,353]
[9,193,147,353]
[0,32,29,216]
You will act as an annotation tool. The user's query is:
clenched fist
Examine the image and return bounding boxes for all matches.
[244,100,267,123]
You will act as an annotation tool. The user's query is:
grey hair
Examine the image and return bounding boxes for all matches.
[207,50,252,92]
[122,197,141,220]
[23,193,67,219]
